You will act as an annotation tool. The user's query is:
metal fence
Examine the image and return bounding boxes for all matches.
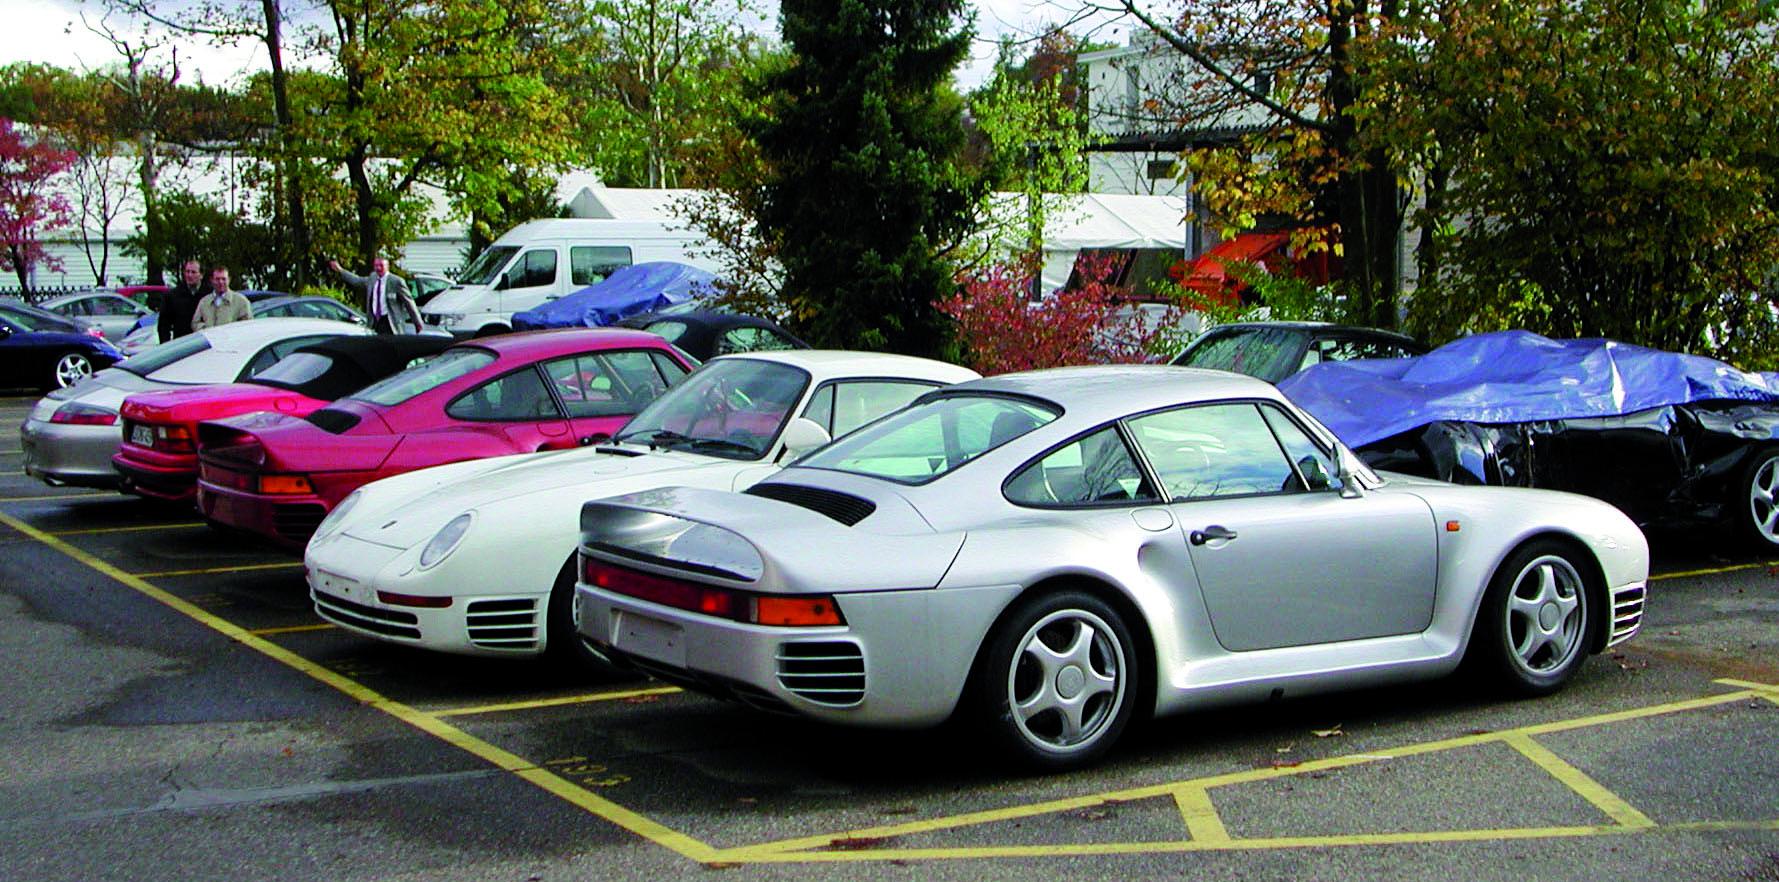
[0,285,94,305]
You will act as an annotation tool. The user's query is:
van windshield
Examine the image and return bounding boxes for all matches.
[457,245,519,286]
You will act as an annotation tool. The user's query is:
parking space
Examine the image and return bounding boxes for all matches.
[3,392,1777,879]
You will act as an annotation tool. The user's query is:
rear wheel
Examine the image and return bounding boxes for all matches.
[973,590,1138,771]
[1469,540,1595,696]
[51,352,93,388]
[544,554,610,674]
[1734,447,1779,551]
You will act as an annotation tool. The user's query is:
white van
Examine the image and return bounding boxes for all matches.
[420,218,719,337]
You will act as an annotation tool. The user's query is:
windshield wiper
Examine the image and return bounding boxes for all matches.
[684,437,758,456]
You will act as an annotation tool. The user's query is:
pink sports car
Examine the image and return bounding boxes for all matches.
[195,328,694,549]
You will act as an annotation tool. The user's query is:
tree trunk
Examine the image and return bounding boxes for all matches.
[1325,0,1402,329]
[263,0,310,289]
[137,129,164,285]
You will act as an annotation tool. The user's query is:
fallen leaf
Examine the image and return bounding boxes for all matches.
[1072,808,1111,821]
[625,695,660,704]
[1274,742,1295,754]
[827,836,890,851]
[1311,724,1343,738]
[703,861,740,870]
[879,805,917,815]
[1270,759,1302,769]
[736,797,757,805]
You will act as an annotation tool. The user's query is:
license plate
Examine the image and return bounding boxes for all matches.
[614,610,685,667]
[130,425,155,447]
[313,569,362,600]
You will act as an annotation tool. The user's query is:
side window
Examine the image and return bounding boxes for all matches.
[802,384,835,434]
[61,300,93,316]
[447,366,563,421]
[507,249,558,289]
[1127,403,1297,501]
[569,246,633,286]
[1006,426,1157,506]
[1262,405,1342,492]
[641,320,690,344]
[94,298,133,316]
[650,351,690,385]
[828,381,934,437]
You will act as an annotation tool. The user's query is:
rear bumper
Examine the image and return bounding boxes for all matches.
[20,419,124,488]
[197,482,327,551]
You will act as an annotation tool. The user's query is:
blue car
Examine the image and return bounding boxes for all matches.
[0,299,124,390]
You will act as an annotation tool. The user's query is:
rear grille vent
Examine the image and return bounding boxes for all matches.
[273,503,328,542]
[775,640,865,706]
[312,588,421,639]
[466,598,540,649]
[305,408,361,435]
[1607,584,1645,647]
[744,483,876,526]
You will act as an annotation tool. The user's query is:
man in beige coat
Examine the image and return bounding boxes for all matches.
[191,266,253,330]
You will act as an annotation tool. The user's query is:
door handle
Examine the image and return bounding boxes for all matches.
[1189,525,1238,545]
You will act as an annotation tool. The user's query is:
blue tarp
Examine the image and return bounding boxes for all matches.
[510,262,717,331]
[1277,330,1779,449]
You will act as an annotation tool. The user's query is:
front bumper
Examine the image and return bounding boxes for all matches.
[305,532,549,657]
[20,418,125,489]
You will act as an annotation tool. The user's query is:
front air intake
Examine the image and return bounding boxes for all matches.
[744,483,876,526]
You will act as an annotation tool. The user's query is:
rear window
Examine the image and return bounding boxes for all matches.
[1172,327,1306,383]
[117,334,213,377]
[797,394,1059,484]
[347,347,495,407]
[250,352,335,388]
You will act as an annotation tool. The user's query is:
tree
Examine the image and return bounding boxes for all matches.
[122,187,277,287]
[753,0,986,356]
[0,118,76,295]
[83,16,189,285]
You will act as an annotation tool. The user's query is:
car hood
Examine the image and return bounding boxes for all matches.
[342,445,747,549]
[122,383,306,423]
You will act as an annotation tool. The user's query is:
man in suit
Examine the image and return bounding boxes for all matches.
[191,265,253,330]
[329,256,424,334]
[157,259,208,342]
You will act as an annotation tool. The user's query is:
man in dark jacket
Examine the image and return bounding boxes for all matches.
[157,259,207,342]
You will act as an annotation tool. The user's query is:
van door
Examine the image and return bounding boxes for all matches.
[569,245,633,290]
[496,247,562,315]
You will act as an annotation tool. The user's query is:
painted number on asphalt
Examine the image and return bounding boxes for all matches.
[545,755,630,788]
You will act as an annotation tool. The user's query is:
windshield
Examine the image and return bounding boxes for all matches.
[249,351,334,389]
[797,394,1059,484]
[1173,327,1307,383]
[613,358,809,460]
[116,334,213,377]
[347,347,495,407]
[456,245,520,286]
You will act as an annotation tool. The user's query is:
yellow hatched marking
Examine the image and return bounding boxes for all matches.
[432,686,683,717]
[0,510,724,865]
[250,623,337,636]
[51,522,203,536]
[0,492,116,503]
[1502,733,1654,828]
[134,561,305,578]
[737,687,1767,856]
[1716,678,1779,704]
[1172,785,1230,843]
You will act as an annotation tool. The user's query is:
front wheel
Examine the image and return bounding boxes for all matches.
[1734,447,1779,551]
[1469,540,1596,696]
[544,555,612,674]
[51,352,94,388]
[973,590,1139,771]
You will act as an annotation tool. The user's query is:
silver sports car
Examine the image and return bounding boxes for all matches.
[574,366,1649,770]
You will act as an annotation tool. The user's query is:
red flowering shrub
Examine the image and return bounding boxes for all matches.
[941,252,1183,376]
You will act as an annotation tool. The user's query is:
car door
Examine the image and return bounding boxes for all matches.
[1125,400,1438,652]
[537,349,684,445]
[444,363,573,450]
[0,314,27,383]
[498,248,561,312]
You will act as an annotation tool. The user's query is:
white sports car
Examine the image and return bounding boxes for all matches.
[303,350,978,664]
[574,366,1650,770]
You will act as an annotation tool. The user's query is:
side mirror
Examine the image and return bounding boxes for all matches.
[494,274,510,291]
[1335,450,1363,499]
[778,417,832,461]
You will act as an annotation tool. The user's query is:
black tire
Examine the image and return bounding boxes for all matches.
[50,351,94,389]
[1468,539,1597,697]
[473,324,510,339]
[544,554,610,674]
[1733,447,1779,552]
[973,590,1139,771]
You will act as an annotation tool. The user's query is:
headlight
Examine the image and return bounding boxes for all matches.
[311,490,362,544]
[430,313,464,327]
[419,513,473,569]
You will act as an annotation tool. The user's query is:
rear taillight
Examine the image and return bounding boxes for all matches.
[85,326,106,339]
[50,403,117,426]
[257,474,314,495]
[582,558,843,627]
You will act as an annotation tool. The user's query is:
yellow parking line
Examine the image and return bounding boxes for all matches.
[432,686,683,718]
[1650,560,1779,581]
[1172,785,1230,843]
[0,510,725,865]
[133,561,305,578]
[0,492,116,503]
[1502,733,1655,828]
[51,522,203,536]
[250,623,336,636]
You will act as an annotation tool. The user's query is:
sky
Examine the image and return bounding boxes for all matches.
[1,0,1138,92]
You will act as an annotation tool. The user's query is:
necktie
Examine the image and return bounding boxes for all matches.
[372,278,384,320]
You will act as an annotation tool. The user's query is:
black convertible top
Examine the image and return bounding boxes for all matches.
[619,309,807,361]
[252,334,454,401]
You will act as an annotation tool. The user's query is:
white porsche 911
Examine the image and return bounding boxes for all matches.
[573,366,1650,770]
[302,351,978,665]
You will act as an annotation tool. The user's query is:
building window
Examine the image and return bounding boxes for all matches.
[1147,159,1177,180]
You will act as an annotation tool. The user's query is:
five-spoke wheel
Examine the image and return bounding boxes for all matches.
[976,590,1137,770]
[1470,539,1595,696]
[1737,448,1779,551]
[52,352,93,389]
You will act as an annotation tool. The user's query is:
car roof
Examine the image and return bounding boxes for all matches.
[193,317,369,351]
[715,349,979,384]
[453,327,677,360]
[41,292,129,305]
[1200,321,1424,344]
[950,364,1282,414]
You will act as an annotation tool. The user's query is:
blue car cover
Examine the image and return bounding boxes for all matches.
[510,262,717,331]
[1278,330,1779,449]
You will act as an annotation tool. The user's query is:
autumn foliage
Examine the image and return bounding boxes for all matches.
[0,117,75,295]
[941,252,1182,376]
